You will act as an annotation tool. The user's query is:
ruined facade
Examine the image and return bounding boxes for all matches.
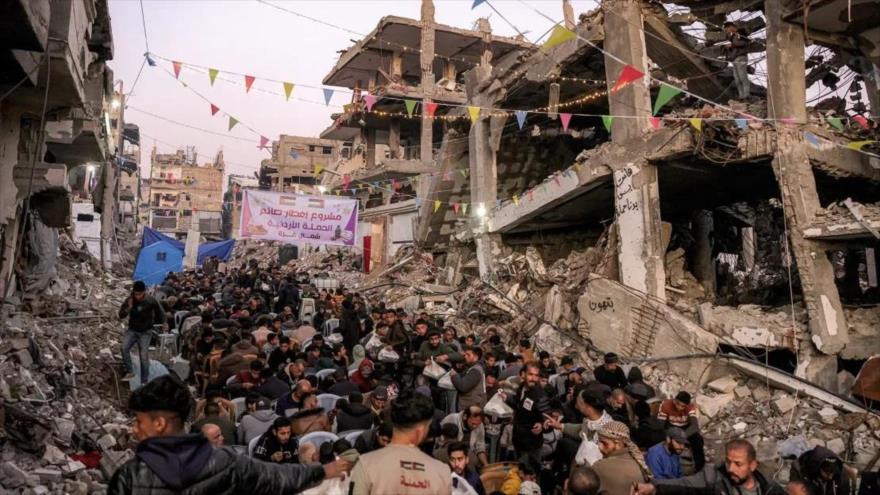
[147,147,224,239]
[259,135,342,193]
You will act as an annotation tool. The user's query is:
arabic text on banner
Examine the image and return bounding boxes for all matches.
[238,190,359,247]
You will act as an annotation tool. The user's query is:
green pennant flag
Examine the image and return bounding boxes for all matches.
[228,117,239,131]
[826,116,844,132]
[602,115,613,132]
[542,25,576,52]
[652,84,682,115]
[404,99,417,117]
[208,68,218,85]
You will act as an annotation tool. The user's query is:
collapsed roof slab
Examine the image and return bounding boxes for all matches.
[784,0,880,65]
[804,200,880,240]
[350,159,434,183]
[323,15,533,89]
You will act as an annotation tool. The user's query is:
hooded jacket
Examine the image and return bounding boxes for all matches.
[107,434,324,495]
[350,359,374,393]
[335,399,374,432]
[790,446,856,495]
[237,409,278,445]
[654,461,784,495]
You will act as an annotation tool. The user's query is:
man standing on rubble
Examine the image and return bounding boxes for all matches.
[723,21,751,101]
[108,374,350,494]
[118,280,166,384]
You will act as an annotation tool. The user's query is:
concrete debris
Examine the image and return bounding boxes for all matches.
[772,395,798,414]
[706,376,739,394]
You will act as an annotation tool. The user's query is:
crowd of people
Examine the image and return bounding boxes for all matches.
[112,258,861,494]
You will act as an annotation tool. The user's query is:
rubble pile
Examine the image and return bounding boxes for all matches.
[1,235,134,494]
[232,240,366,288]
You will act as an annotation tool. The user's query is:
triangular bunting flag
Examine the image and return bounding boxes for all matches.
[392,178,400,190]
[554,175,562,186]
[472,0,486,8]
[415,197,422,208]
[146,54,156,67]
[496,199,502,209]
[468,106,480,123]
[542,25,576,51]
[689,118,702,131]
[258,136,270,150]
[462,203,469,215]
[283,82,295,101]
[459,169,468,179]
[560,113,572,131]
[803,131,821,149]
[314,164,323,177]
[826,116,844,131]
[425,102,438,118]
[853,115,870,129]
[342,175,351,191]
[652,84,682,115]
[323,88,334,106]
[649,117,662,130]
[210,103,220,116]
[228,116,238,131]
[434,200,442,213]
[364,94,377,112]
[512,195,519,206]
[452,203,461,214]
[611,65,645,93]
[527,189,534,201]
[734,118,749,130]
[208,68,218,86]
[244,75,255,93]
[847,140,876,151]
[602,115,614,132]
[172,61,182,79]
[404,99,417,117]
[515,110,527,130]
[574,162,582,171]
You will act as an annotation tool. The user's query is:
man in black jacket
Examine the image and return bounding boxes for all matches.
[505,362,551,468]
[593,352,628,390]
[108,374,350,494]
[633,439,783,495]
[724,21,751,100]
[789,446,856,495]
[118,281,166,384]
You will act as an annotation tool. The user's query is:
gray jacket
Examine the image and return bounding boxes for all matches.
[238,409,278,445]
[451,363,486,411]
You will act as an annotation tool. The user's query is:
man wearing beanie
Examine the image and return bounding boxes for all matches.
[591,421,652,495]
[108,374,350,494]
[118,280,166,384]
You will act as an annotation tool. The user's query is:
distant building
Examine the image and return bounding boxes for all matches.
[148,147,224,238]
[259,135,345,194]
[222,174,260,239]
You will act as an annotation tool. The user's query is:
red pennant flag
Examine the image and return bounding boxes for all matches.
[210,103,220,116]
[245,75,255,93]
[392,178,400,190]
[343,174,351,191]
[560,113,572,131]
[853,115,870,129]
[258,136,269,149]
[364,94,377,112]
[554,175,562,187]
[172,61,182,79]
[611,65,644,93]
[649,116,662,130]
[452,203,460,214]
[528,189,534,201]
[425,102,438,118]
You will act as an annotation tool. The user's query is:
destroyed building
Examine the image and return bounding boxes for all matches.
[147,147,225,239]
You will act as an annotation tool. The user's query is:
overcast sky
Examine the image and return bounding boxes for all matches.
[108,0,600,180]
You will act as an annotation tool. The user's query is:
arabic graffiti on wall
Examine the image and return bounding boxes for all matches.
[238,190,359,246]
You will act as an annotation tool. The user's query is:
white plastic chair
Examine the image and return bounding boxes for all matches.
[154,333,178,363]
[174,310,190,329]
[323,318,340,337]
[317,393,341,412]
[299,298,316,322]
[248,436,260,456]
[339,429,365,445]
[298,431,338,450]
[315,368,336,381]
[226,375,239,386]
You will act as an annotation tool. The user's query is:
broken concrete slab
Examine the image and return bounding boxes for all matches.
[0,461,31,489]
[734,385,752,399]
[32,468,62,484]
[696,393,735,418]
[817,407,838,424]
[706,376,739,394]
[773,395,797,414]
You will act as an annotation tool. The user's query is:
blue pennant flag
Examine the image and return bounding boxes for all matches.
[734,118,748,130]
[803,131,821,149]
[323,88,334,106]
[415,197,422,208]
[515,110,527,130]
[496,198,502,209]
[146,54,156,67]
[472,0,487,8]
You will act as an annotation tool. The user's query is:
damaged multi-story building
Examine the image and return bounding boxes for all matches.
[0,0,131,298]
[322,0,880,401]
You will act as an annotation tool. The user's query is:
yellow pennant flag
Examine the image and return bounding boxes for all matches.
[283,82,295,101]
[468,106,480,123]
[462,203,469,215]
[512,194,519,206]
[314,164,323,177]
[689,118,702,131]
[847,140,876,151]
[433,200,442,213]
[208,68,218,85]
[542,25,576,51]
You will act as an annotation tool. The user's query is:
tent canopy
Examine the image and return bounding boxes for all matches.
[133,240,184,286]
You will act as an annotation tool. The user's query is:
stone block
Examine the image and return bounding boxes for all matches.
[0,461,30,489]
[707,376,739,394]
[96,433,117,450]
[817,407,838,424]
[752,386,772,402]
[54,418,75,443]
[733,421,748,433]
[33,468,62,483]
[825,437,845,455]
[734,386,751,399]
[773,395,797,414]
[42,444,67,465]
[13,349,33,367]
[696,393,734,418]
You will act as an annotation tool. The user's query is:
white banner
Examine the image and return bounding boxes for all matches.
[238,190,358,246]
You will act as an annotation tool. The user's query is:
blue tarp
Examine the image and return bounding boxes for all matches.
[197,239,235,265]
[133,240,184,286]
[142,227,184,250]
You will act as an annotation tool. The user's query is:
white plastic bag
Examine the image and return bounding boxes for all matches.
[484,393,513,418]
[423,358,446,380]
[438,371,455,390]
[574,433,603,466]
[378,348,399,363]
[365,333,383,354]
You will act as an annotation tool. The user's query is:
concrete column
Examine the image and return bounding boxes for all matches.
[420,0,435,164]
[389,120,401,159]
[692,210,716,298]
[603,0,665,299]
[365,128,377,169]
[766,0,848,354]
